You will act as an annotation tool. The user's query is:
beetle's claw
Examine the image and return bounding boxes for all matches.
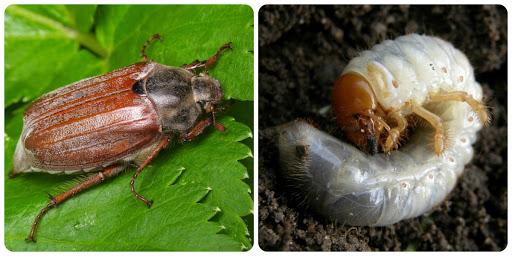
[215,123,226,132]
[25,236,36,243]
[146,199,153,208]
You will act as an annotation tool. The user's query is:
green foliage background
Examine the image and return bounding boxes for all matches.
[4,5,254,251]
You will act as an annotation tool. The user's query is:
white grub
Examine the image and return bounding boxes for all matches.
[276,34,485,225]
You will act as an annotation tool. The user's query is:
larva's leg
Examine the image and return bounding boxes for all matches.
[130,137,168,208]
[429,91,489,125]
[27,164,125,242]
[369,113,391,131]
[383,111,408,153]
[411,104,446,155]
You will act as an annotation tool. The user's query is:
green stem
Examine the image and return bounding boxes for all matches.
[7,6,108,58]
[71,31,108,58]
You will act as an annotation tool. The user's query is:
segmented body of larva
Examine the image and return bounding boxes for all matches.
[276,116,480,225]
[276,34,487,225]
[344,34,482,109]
[332,34,487,155]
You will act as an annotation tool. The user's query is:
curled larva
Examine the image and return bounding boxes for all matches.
[277,34,486,226]
[332,34,487,155]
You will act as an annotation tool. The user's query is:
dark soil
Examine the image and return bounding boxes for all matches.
[258,5,507,251]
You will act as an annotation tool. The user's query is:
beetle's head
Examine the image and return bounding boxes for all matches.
[191,75,223,113]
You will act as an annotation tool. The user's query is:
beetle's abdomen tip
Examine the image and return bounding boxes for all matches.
[8,169,20,179]
[11,137,32,178]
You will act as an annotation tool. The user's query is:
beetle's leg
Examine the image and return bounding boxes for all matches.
[383,111,408,153]
[26,164,125,242]
[207,105,226,132]
[203,42,232,70]
[411,104,446,155]
[130,137,168,208]
[182,42,232,72]
[140,34,162,62]
[181,60,202,71]
[182,118,212,141]
[181,116,224,142]
[429,91,489,126]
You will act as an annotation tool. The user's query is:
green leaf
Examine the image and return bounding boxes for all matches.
[5,5,104,107]
[5,116,252,251]
[149,116,253,248]
[4,5,253,251]
[95,5,253,101]
[65,5,97,33]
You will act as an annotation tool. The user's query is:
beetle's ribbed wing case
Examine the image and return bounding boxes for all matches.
[19,63,161,171]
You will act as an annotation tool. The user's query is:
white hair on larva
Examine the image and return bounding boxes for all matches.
[276,116,480,225]
[276,34,484,225]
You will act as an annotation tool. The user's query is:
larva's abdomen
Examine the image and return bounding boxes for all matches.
[276,34,485,226]
[276,114,479,225]
[344,34,482,109]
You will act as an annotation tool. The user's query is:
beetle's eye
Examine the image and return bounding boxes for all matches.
[132,80,146,95]
[198,100,206,108]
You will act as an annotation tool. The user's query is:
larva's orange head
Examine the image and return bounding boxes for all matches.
[332,73,383,154]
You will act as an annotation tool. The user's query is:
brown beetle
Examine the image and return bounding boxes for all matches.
[10,34,232,242]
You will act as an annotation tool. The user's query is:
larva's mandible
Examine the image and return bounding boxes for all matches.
[277,34,486,226]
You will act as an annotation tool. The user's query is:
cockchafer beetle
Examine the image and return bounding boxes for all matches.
[9,34,232,242]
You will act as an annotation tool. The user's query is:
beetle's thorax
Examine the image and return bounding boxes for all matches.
[138,63,222,135]
[137,63,199,135]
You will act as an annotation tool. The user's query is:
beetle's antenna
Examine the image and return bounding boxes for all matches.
[141,34,162,62]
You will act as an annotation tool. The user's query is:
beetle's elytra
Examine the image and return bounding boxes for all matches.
[10,34,232,242]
